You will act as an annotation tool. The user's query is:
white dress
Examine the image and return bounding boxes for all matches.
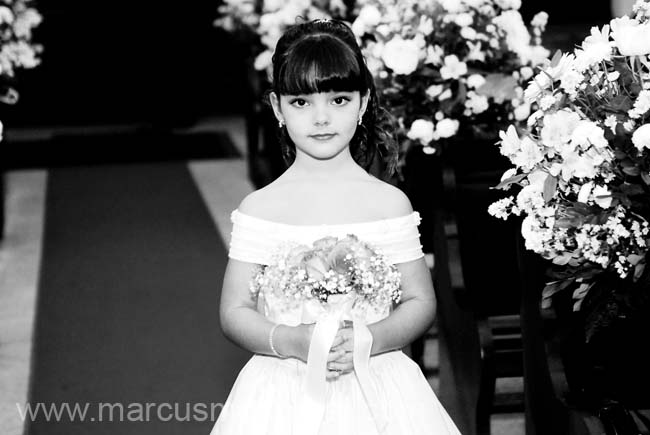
[210,209,462,435]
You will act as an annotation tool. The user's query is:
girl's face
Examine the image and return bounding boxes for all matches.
[271,90,368,162]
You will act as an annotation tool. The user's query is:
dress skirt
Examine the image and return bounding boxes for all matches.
[210,350,461,434]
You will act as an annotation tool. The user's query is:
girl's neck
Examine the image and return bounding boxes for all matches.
[287,148,367,180]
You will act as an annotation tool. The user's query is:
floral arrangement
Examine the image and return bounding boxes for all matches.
[250,234,402,314]
[215,0,351,75]
[488,0,650,340]
[351,0,550,160]
[0,0,43,140]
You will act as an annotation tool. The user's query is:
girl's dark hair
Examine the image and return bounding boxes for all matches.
[266,19,398,178]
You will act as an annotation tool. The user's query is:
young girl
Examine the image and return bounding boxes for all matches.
[211,19,461,435]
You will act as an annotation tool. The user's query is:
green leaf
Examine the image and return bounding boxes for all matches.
[641,172,650,185]
[493,173,527,189]
[543,175,558,203]
[622,165,641,176]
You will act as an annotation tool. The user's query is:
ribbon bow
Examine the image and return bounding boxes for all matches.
[293,298,389,434]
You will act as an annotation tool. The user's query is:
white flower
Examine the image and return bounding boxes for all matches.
[540,110,582,150]
[592,185,613,209]
[435,118,460,138]
[578,182,593,203]
[531,11,549,28]
[438,0,464,13]
[488,197,514,220]
[493,10,532,61]
[425,84,444,99]
[465,91,489,114]
[381,36,421,75]
[501,168,518,181]
[424,45,444,65]
[439,88,453,100]
[512,136,544,170]
[494,0,521,10]
[440,55,467,80]
[570,121,608,150]
[520,66,534,80]
[514,103,531,121]
[539,95,556,110]
[460,26,477,40]
[454,13,473,27]
[0,6,14,25]
[604,115,618,134]
[610,16,650,56]
[254,50,273,71]
[418,16,434,35]
[407,119,436,145]
[466,73,486,89]
[632,123,650,151]
[466,41,486,62]
[573,25,614,71]
[560,69,584,98]
[498,125,521,156]
[358,5,382,27]
[628,90,650,119]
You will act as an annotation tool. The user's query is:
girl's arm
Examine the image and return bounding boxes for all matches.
[367,256,436,355]
[219,258,317,361]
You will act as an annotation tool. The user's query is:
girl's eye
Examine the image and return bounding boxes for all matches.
[333,96,350,105]
[289,98,307,107]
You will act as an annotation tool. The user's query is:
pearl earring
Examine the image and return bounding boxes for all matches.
[358,116,363,126]
[278,119,284,128]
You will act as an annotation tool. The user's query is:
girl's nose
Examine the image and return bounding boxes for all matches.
[313,106,330,126]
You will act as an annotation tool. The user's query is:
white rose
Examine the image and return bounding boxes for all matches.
[407,119,436,145]
[466,73,486,88]
[610,16,650,56]
[381,36,421,75]
[436,118,460,138]
[358,5,382,27]
[632,123,650,151]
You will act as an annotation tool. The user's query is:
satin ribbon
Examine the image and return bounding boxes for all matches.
[293,303,388,435]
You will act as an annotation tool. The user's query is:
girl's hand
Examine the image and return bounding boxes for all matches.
[281,323,314,362]
[326,323,354,380]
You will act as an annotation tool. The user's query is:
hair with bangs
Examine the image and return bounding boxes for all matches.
[266,19,398,179]
[274,31,365,96]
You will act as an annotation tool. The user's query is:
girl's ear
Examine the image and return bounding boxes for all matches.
[269,92,284,124]
[359,90,370,119]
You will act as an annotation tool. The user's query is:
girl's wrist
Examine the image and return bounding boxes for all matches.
[273,324,299,359]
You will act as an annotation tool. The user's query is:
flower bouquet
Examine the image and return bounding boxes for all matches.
[250,234,402,318]
[488,0,650,343]
[351,0,550,162]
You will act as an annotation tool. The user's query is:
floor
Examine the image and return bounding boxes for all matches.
[0,115,525,434]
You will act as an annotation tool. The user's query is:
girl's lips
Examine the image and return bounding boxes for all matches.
[310,133,337,140]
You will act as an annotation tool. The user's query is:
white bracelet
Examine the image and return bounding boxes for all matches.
[269,324,284,358]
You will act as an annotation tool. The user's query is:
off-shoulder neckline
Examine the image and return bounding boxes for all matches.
[232,209,420,229]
